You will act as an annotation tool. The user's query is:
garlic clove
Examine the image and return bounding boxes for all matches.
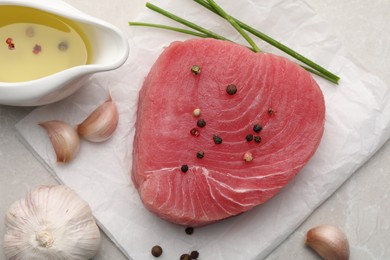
[77,94,119,142]
[306,224,350,260]
[3,185,101,260]
[39,120,80,163]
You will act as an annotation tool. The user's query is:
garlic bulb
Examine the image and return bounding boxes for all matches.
[306,224,350,260]
[77,95,119,142]
[3,185,101,260]
[39,120,80,163]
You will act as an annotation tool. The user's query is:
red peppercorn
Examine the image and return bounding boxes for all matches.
[190,128,200,137]
[32,44,42,54]
[5,38,12,45]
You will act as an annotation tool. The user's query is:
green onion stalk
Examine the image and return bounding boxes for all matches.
[129,0,340,84]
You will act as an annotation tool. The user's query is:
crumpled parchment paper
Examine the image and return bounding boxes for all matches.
[15,0,390,259]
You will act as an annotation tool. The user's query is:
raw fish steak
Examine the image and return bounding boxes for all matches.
[132,38,325,227]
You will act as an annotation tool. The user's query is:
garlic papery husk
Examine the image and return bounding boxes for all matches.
[77,95,119,142]
[39,120,80,163]
[306,224,350,260]
[3,185,101,260]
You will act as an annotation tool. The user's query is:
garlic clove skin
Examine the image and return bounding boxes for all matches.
[306,224,350,260]
[77,95,119,143]
[39,120,80,163]
[3,185,101,260]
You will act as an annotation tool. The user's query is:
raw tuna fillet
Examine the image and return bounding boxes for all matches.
[132,38,325,227]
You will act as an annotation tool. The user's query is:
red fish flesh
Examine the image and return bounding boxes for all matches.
[132,38,325,227]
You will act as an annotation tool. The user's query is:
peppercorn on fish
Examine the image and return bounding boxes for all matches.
[132,38,325,227]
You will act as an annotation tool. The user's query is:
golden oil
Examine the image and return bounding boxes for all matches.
[0,5,91,82]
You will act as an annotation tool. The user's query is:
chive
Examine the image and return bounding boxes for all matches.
[145,3,229,41]
[206,0,260,52]
[129,2,340,84]
[129,22,209,38]
[194,0,340,84]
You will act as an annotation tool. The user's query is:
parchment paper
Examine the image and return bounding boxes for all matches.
[15,0,390,259]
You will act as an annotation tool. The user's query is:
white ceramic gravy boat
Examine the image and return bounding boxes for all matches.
[0,0,129,106]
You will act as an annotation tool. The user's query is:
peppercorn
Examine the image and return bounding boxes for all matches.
[58,41,68,51]
[191,65,201,75]
[151,245,163,257]
[254,136,262,143]
[181,165,189,173]
[25,27,35,37]
[196,151,204,159]
[185,227,194,235]
[190,128,200,137]
[268,108,275,116]
[180,254,191,260]
[246,134,253,142]
[190,250,200,259]
[193,108,201,117]
[253,124,262,133]
[226,84,237,95]
[197,119,206,128]
[243,151,253,162]
[213,135,223,144]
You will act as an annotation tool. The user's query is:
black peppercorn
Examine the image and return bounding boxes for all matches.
[196,151,204,159]
[190,250,199,259]
[246,134,253,142]
[213,135,223,144]
[226,84,237,95]
[181,165,189,173]
[253,124,263,133]
[254,136,262,143]
[197,119,206,128]
[151,245,163,257]
[185,227,194,235]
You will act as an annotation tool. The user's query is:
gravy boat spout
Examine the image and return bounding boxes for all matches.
[0,0,129,106]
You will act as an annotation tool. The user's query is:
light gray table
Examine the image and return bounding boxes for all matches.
[1,0,389,259]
